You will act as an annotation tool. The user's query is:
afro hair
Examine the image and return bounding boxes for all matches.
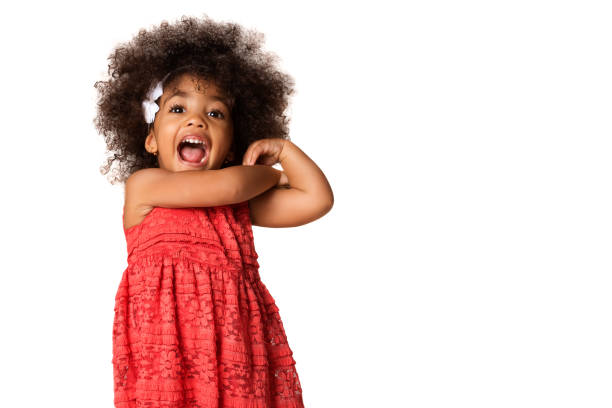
[93,14,295,185]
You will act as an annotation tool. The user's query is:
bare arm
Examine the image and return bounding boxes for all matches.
[278,141,333,204]
[249,141,334,227]
[231,165,283,203]
[127,165,282,208]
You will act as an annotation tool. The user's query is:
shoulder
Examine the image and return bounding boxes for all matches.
[124,169,159,230]
[125,168,167,205]
[126,168,168,188]
[124,167,172,206]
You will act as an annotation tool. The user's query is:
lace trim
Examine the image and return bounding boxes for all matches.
[114,202,304,407]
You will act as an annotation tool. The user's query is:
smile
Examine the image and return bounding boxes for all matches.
[177,142,209,167]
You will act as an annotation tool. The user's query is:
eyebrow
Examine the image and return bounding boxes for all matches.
[162,89,231,109]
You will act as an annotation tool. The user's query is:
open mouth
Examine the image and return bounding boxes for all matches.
[177,138,209,166]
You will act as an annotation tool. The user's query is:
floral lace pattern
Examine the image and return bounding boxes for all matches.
[113,202,304,407]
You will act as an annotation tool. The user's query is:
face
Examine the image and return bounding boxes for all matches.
[144,73,234,171]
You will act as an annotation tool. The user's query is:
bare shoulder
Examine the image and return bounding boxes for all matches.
[126,167,168,188]
[123,169,159,230]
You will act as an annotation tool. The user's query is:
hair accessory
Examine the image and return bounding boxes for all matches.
[142,71,175,124]
[142,80,164,124]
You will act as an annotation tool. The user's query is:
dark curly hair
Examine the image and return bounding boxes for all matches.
[94,14,295,185]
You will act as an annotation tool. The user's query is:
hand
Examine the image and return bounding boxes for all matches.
[242,138,287,166]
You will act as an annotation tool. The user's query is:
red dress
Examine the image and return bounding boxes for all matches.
[113,201,304,408]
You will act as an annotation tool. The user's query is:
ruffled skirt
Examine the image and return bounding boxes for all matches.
[112,250,304,408]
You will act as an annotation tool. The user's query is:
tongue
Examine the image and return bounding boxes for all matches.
[180,145,205,163]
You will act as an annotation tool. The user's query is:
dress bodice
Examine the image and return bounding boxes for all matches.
[122,201,261,280]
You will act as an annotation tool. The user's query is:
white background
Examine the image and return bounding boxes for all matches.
[0,0,610,407]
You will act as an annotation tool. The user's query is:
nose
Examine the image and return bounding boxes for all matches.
[185,114,207,129]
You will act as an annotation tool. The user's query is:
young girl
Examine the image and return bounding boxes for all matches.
[94,15,333,408]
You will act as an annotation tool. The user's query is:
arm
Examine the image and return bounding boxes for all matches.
[126,165,281,208]
[229,165,285,203]
[249,141,334,227]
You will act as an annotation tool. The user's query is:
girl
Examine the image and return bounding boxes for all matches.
[94,15,333,408]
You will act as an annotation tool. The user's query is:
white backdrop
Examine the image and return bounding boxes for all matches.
[0,0,610,407]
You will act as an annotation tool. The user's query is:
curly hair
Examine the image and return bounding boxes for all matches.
[93,14,295,185]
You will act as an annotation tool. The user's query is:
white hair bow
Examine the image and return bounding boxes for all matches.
[142,80,164,124]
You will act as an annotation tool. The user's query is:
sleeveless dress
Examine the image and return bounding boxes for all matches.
[112,201,304,408]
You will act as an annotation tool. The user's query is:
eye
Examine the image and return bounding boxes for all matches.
[208,110,225,119]
[169,103,225,119]
[169,103,185,113]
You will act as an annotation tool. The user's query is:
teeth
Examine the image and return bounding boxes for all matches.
[183,138,204,144]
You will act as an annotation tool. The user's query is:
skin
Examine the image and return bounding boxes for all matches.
[244,138,335,227]
[144,73,235,171]
[124,73,334,229]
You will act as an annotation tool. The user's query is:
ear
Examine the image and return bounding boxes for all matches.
[144,130,157,155]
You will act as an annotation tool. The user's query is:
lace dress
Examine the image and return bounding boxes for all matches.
[113,201,304,408]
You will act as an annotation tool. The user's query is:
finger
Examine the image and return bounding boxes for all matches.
[248,144,261,166]
[241,145,248,165]
[243,144,256,165]
[244,140,270,165]
[250,140,266,165]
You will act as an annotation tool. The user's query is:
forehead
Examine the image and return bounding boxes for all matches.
[166,74,222,96]
[161,73,231,108]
